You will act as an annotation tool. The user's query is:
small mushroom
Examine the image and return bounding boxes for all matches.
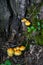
[16,47,20,50]
[7,48,13,57]
[25,21,31,26]
[19,46,26,51]
[21,18,27,22]
[13,48,17,51]
[13,47,20,51]
[14,50,22,56]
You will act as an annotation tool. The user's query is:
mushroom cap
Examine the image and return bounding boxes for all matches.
[19,46,25,51]
[13,48,17,51]
[13,47,20,51]
[16,47,20,50]
[13,47,20,55]
[21,18,27,22]
[14,50,22,56]
[25,21,31,26]
[7,48,13,57]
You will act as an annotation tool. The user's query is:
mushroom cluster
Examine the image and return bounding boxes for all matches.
[21,18,31,26]
[7,46,26,57]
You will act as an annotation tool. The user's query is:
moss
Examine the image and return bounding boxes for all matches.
[34,28,43,45]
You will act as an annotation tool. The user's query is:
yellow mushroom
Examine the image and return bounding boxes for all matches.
[13,47,20,51]
[13,48,17,51]
[16,47,20,50]
[25,21,31,26]
[7,48,13,57]
[14,50,22,56]
[21,18,27,23]
[13,47,20,55]
[19,46,25,51]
